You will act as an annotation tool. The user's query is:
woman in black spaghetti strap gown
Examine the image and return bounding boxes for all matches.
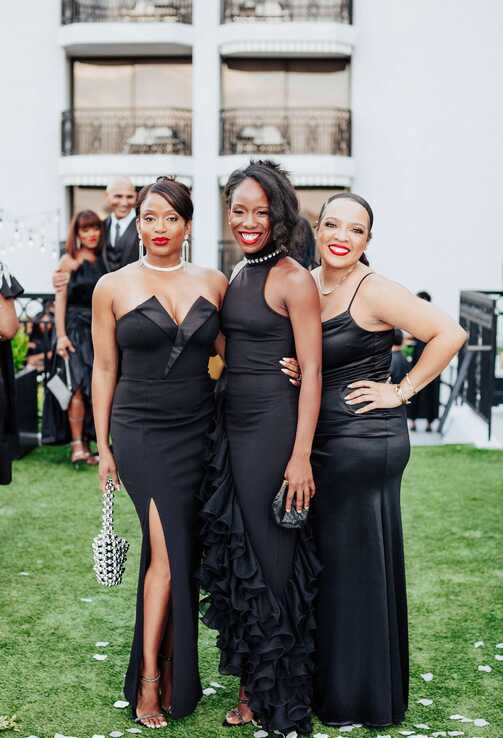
[284,193,466,727]
[200,161,322,735]
[92,178,226,729]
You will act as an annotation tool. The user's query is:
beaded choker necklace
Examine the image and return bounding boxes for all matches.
[245,246,285,265]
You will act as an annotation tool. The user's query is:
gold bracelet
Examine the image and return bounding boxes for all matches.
[404,372,416,396]
[394,384,410,406]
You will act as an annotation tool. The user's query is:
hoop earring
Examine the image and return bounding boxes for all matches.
[182,235,190,262]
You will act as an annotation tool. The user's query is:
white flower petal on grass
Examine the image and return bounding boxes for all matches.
[93,654,108,661]
[474,640,484,648]
[447,732,465,737]
[460,717,473,722]
[313,734,329,738]
[254,731,269,738]
[496,642,503,648]
[473,719,489,727]
[450,716,465,721]
[109,732,124,737]
[432,733,447,737]
[417,698,433,705]
[352,725,363,729]
[399,731,416,736]
[92,735,106,738]
[96,641,110,647]
[202,687,216,696]
[80,597,93,603]
[339,728,353,733]
[126,730,142,735]
[478,664,492,672]
[420,672,433,681]
[210,681,225,689]
[19,572,30,576]
[414,725,430,730]
[286,733,298,738]
[495,654,503,661]
[113,700,129,709]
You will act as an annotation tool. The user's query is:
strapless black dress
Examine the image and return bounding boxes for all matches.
[312,274,410,727]
[200,256,320,735]
[110,295,219,720]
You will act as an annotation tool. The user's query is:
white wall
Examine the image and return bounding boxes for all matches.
[352,0,503,318]
[0,0,65,291]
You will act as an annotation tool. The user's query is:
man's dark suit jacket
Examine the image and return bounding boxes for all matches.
[102,215,139,272]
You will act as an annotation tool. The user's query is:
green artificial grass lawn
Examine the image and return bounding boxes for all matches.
[0,445,502,738]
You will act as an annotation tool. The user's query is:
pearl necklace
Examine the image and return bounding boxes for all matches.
[245,247,285,265]
[317,264,357,295]
[141,256,185,272]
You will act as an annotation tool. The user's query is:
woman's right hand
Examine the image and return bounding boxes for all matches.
[98,448,121,493]
[56,335,75,360]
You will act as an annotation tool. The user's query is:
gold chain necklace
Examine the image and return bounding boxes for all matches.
[317,263,358,296]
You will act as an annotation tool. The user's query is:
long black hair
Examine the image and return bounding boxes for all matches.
[224,160,302,257]
[317,192,373,266]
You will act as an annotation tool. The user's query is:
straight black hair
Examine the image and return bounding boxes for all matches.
[136,176,193,222]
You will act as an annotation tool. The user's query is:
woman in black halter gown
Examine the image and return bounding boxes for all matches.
[92,178,226,729]
[200,161,322,735]
[284,193,466,727]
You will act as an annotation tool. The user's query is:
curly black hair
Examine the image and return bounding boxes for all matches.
[224,160,302,257]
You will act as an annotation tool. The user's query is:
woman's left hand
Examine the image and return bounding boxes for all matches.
[283,454,315,513]
[345,380,403,414]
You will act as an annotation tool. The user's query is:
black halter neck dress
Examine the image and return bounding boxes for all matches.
[200,252,320,735]
[312,273,410,727]
[111,294,219,720]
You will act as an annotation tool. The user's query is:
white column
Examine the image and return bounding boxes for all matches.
[191,0,221,268]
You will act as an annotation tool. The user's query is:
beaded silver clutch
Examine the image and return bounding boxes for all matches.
[92,479,129,587]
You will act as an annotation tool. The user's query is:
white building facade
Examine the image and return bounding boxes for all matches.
[0,0,502,319]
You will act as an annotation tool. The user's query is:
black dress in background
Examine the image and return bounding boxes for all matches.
[407,339,440,424]
[312,274,410,727]
[43,257,105,444]
[200,254,320,736]
[0,265,23,485]
[111,295,219,720]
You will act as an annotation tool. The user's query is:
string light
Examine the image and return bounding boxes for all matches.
[0,208,61,261]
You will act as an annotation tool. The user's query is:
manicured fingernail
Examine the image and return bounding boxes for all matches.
[345,400,353,405]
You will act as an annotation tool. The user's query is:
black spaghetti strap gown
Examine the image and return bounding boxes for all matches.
[200,253,321,736]
[110,295,219,720]
[312,273,410,727]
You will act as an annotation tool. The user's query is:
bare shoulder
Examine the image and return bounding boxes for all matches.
[189,263,227,285]
[279,256,316,288]
[362,271,410,301]
[94,265,137,299]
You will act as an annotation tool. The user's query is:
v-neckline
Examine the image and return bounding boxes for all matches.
[118,294,215,328]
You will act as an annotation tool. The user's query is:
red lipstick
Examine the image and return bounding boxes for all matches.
[153,237,170,246]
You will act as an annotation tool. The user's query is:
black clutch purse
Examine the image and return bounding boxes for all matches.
[272,480,309,529]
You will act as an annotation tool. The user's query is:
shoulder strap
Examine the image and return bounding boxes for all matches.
[229,259,247,284]
[348,272,374,311]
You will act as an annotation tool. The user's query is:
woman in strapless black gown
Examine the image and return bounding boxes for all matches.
[92,178,226,729]
[44,210,105,463]
[284,193,466,727]
[200,161,322,735]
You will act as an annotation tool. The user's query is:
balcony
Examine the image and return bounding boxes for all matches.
[220,108,351,156]
[61,108,192,156]
[62,0,192,24]
[222,0,352,24]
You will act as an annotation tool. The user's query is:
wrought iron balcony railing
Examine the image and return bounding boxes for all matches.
[220,107,351,156]
[61,108,192,156]
[61,0,192,24]
[222,0,352,24]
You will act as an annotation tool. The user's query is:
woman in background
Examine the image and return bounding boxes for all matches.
[47,210,105,465]
[0,261,22,484]
[408,291,441,432]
